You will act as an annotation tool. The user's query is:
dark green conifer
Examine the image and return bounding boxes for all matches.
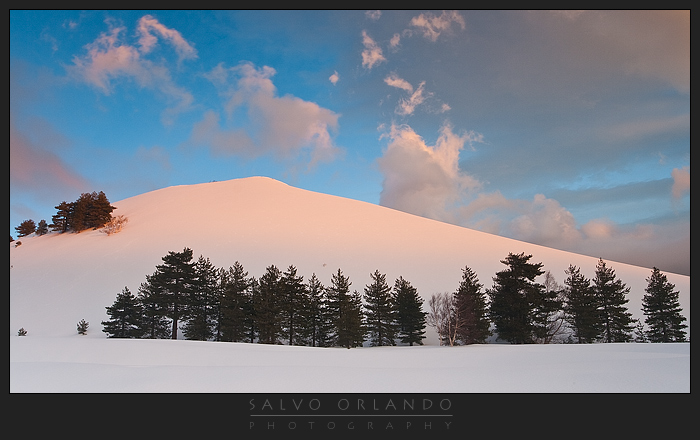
[594,258,635,343]
[454,267,491,345]
[393,276,427,346]
[363,270,397,346]
[102,287,144,338]
[562,265,600,343]
[488,252,545,344]
[255,265,283,344]
[642,267,687,342]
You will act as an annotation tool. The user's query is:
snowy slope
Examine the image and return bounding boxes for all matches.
[9,176,690,340]
[9,177,690,392]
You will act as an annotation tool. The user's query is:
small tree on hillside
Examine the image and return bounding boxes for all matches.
[15,219,36,237]
[77,319,89,335]
[36,219,49,236]
[642,267,687,342]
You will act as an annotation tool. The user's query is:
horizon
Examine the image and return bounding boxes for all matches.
[10,10,690,276]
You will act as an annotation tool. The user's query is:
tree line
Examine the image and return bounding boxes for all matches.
[101,248,428,348]
[102,249,687,347]
[427,252,687,345]
[12,191,116,240]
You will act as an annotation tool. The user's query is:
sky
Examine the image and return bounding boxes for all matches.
[9,10,690,275]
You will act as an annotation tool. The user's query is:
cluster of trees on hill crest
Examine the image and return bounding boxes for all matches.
[102,248,687,346]
[12,191,118,241]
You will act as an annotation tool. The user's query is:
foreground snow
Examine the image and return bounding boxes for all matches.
[10,335,689,393]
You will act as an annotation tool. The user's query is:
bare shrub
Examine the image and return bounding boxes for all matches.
[101,215,129,235]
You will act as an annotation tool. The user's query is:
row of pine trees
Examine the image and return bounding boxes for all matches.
[102,248,427,348]
[102,248,687,347]
[429,252,687,345]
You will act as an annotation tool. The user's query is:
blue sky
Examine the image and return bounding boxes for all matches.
[10,10,690,275]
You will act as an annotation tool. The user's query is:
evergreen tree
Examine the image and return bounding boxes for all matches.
[593,258,635,343]
[50,201,72,233]
[562,265,600,343]
[363,270,397,346]
[149,248,197,339]
[280,265,308,346]
[326,269,365,348]
[393,276,427,346]
[70,191,116,232]
[102,287,144,338]
[488,252,545,344]
[77,319,89,335]
[255,265,283,344]
[642,267,687,342]
[182,255,219,341]
[454,266,491,345]
[137,279,171,339]
[15,219,36,237]
[36,219,49,236]
[300,273,331,347]
[218,262,250,342]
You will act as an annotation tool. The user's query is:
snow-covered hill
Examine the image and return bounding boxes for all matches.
[9,177,690,392]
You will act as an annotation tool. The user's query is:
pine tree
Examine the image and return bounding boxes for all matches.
[149,248,197,339]
[363,270,397,346]
[137,279,171,339]
[393,276,427,346]
[182,255,219,341]
[280,265,308,346]
[642,267,687,342]
[301,273,331,347]
[50,201,72,233]
[218,262,250,342]
[454,266,491,345]
[36,219,49,236]
[488,252,545,344]
[77,319,89,335]
[255,265,283,344]
[15,219,36,237]
[102,287,144,338]
[594,258,635,343]
[326,269,365,348]
[562,265,600,343]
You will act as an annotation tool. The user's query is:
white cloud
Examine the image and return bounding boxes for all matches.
[409,10,466,42]
[67,16,195,124]
[378,123,482,223]
[365,10,381,21]
[384,73,413,93]
[361,30,386,69]
[195,62,341,166]
[396,81,428,116]
[390,33,401,49]
[329,70,339,85]
[671,166,690,199]
[136,15,197,62]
